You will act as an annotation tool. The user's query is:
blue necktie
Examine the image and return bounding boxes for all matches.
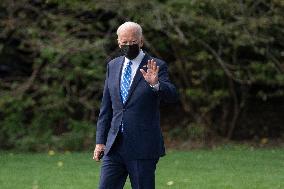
[120,61,132,104]
[120,61,132,133]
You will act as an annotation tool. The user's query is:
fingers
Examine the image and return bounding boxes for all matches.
[147,60,152,70]
[156,65,159,74]
[142,59,159,80]
[94,149,102,162]
[93,150,96,160]
[147,59,158,72]
[140,69,147,76]
[93,149,99,161]
[93,145,105,162]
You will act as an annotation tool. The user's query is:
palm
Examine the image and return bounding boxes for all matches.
[140,59,159,86]
[143,68,157,83]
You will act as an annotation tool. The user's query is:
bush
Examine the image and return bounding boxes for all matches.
[0,0,283,151]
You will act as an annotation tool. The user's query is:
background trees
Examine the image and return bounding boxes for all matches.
[0,0,283,151]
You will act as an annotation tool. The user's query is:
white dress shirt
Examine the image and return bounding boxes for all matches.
[121,50,145,86]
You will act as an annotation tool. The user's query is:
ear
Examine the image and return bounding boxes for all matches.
[117,38,121,48]
[140,37,144,48]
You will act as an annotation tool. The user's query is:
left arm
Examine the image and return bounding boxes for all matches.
[140,59,178,103]
[156,62,179,103]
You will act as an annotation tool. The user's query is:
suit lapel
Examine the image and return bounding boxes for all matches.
[124,54,150,106]
[114,56,125,106]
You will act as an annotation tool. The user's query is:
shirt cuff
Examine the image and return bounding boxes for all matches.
[150,81,160,91]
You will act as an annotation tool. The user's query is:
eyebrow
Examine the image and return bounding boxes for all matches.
[120,40,137,42]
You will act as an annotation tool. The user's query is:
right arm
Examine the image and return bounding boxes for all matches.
[93,64,113,161]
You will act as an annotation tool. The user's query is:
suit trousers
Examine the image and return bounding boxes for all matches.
[98,132,159,189]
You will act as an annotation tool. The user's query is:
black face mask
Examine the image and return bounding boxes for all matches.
[120,44,140,60]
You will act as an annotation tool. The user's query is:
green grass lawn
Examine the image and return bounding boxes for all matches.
[0,146,283,189]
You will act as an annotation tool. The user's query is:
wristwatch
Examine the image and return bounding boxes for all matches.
[150,81,160,91]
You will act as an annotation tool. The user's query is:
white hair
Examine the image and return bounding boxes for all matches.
[116,21,143,38]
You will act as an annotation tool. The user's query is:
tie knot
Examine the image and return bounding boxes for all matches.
[127,61,132,66]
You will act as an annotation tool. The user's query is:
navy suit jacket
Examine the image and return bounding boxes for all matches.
[96,53,178,159]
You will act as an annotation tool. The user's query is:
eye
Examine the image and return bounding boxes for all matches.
[119,40,138,45]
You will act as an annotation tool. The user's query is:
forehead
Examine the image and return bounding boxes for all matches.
[118,28,140,41]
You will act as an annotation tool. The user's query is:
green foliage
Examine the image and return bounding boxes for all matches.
[168,123,206,141]
[51,120,95,151]
[0,0,106,150]
[0,0,283,151]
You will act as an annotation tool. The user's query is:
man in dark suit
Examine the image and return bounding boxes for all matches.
[93,21,178,189]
